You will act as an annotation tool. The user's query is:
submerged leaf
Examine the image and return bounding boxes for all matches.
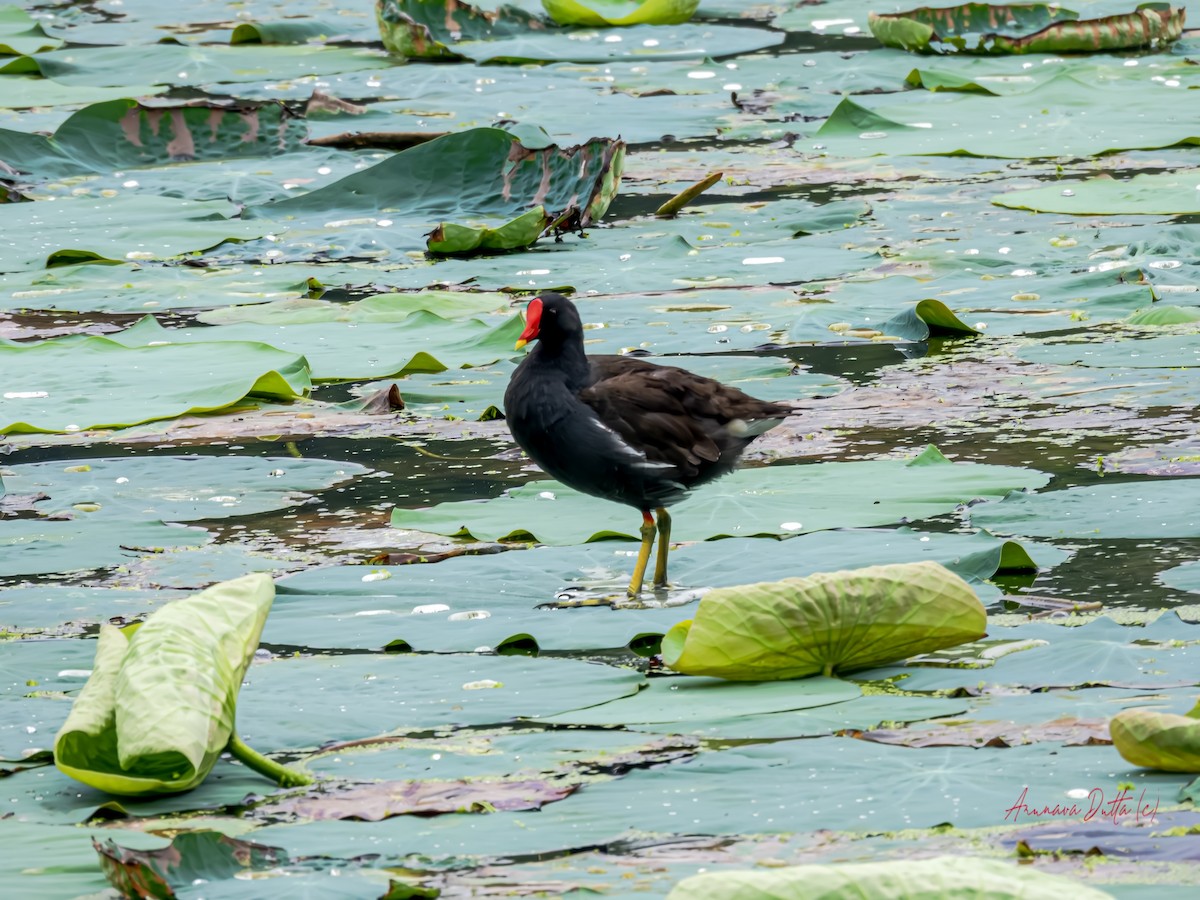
[96,831,288,899]
[54,574,275,795]
[1111,707,1200,773]
[661,561,987,681]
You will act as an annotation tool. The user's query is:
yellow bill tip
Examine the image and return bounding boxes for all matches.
[515,338,528,350]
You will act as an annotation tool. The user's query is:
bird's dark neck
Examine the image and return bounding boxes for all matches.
[530,338,591,390]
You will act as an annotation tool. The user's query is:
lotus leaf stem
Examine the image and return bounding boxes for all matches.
[227,733,314,787]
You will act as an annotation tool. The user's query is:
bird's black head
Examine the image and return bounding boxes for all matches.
[515,291,583,353]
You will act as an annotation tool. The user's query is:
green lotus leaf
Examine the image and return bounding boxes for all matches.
[870,3,1183,55]
[0,99,307,184]
[994,170,1200,215]
[542,0,699,27]
[427,206,552,256]
[661,561,986,681]
[391,446,1048,544]
[813,79,1200,161]
[54,574,278,795]
[0,333,310,434]
[1111,707,1200,773]
[1126,305,1200,326]
[198,291,511,326]
[259,127,625,230]
[376,0,540,60]
[882,298,982,341]
[666,856,1114,899]
[0,6,63,56]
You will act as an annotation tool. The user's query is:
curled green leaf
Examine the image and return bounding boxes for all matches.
[662,561,987,681]
[883,298,983,341]
[54,573,308,794]
[1111,707,1200,773]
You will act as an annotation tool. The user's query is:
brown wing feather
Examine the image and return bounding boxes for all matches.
[579,357,789,477]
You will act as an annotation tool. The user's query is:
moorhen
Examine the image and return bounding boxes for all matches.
[503,292,791,597]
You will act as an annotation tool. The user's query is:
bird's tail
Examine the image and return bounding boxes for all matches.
[727,416,785,438]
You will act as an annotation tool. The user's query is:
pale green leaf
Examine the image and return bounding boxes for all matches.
[667,857,1114,899]
[542,0,699,27]
[661,561,987,680]
[54,574,275,795]
[1111,707,1200,773]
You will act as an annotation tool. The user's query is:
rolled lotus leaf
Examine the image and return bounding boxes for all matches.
[1111,706,1200,773]
[662,561,986,681]
[665,856,1113,899]
[55,573,275,795]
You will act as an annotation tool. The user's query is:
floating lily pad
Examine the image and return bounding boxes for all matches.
[814,79,1200,160]
[236,653,646,749]
[31,43,392,88]
[0,195,275,275]
[1019,334,1200,369]
[197,291,513,325]
[1126,305,1200,326]
[1161,561,1200,594]
[541,676,859,725]
[104,310,523,382]
[667,857,1114,899]
[859,615,1200,692]
[391,446,1051,544]
[995,170,1200,215]
[970,480,1200,539]
[262,529,1060,653]
[4,454,367,523]
[0,333,310,433]
[0,99,308,183]
[260,127,624,229]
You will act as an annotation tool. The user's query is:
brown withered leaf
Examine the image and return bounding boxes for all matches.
[260,777,577,822]
[847,716,1112,748]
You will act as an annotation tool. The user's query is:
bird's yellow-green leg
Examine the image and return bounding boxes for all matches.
[653,506,672,588]
[628,510,657,597]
